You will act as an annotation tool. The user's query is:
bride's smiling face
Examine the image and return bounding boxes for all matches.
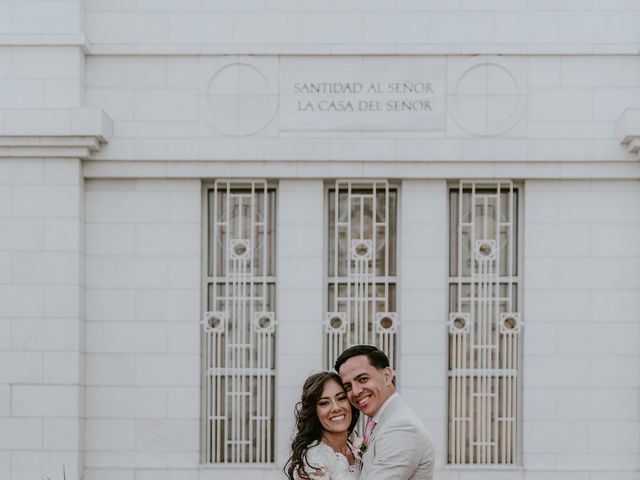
[316,380,352,434]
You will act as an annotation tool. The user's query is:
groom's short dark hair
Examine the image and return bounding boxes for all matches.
[334,344,390,373]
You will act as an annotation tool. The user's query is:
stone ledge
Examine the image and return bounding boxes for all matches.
[0,108,112,160]
[87,42,640,56]
[617,109,640,159]
[0,33,89,49]
[82,160,640,180]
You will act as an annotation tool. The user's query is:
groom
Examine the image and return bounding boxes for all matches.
[335,345,434,480]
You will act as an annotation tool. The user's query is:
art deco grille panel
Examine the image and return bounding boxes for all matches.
[202,181,276,464]
[448,181,522,465]
[326,180,398,370]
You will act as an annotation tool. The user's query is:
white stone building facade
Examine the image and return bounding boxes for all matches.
[1,2,639,480]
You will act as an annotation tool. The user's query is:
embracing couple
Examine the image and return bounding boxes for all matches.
[285,345,434,480]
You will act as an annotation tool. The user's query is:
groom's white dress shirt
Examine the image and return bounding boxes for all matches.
[360,394,434,480]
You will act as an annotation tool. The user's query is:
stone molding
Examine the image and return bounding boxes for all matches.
[0,108,112,159]
[82,160,640,180]
[0,33,89,49]
[87,43,640,56]
[617,109,640,160]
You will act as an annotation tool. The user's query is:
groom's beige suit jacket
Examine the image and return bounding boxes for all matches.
[360,395,434,480]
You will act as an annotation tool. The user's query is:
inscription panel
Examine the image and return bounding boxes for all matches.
[279,58,446,132]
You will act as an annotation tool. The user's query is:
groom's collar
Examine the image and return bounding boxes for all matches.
[370,391,399,424]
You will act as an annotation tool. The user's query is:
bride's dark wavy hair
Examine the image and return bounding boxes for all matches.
[284,371,359,480]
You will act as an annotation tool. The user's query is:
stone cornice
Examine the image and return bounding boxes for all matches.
[617,109,640,160]
[0,108,112,159]
[83,160,640,180]
[0,34,90,51]
[87,43,640,56]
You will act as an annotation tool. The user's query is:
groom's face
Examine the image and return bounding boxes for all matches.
[338,354,394,418]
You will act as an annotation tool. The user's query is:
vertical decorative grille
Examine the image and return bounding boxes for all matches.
[448,181,522,465]
[325,180,398,370]
[202,180,276,464]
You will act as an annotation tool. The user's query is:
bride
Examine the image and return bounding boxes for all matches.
[285,372,361,480]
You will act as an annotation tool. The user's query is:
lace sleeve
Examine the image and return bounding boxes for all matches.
[300,443,333,479]
[327,451,359,480]
[299,443,359,480]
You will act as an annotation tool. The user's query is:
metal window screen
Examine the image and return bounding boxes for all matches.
[448,181,522,465]
[325,180,398,370]
[201,180,276,464]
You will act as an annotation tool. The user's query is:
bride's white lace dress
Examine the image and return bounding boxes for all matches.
[299,441,361,480]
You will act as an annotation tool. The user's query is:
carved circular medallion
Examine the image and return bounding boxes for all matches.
[205,63,277,136]
[452,61,524,136]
